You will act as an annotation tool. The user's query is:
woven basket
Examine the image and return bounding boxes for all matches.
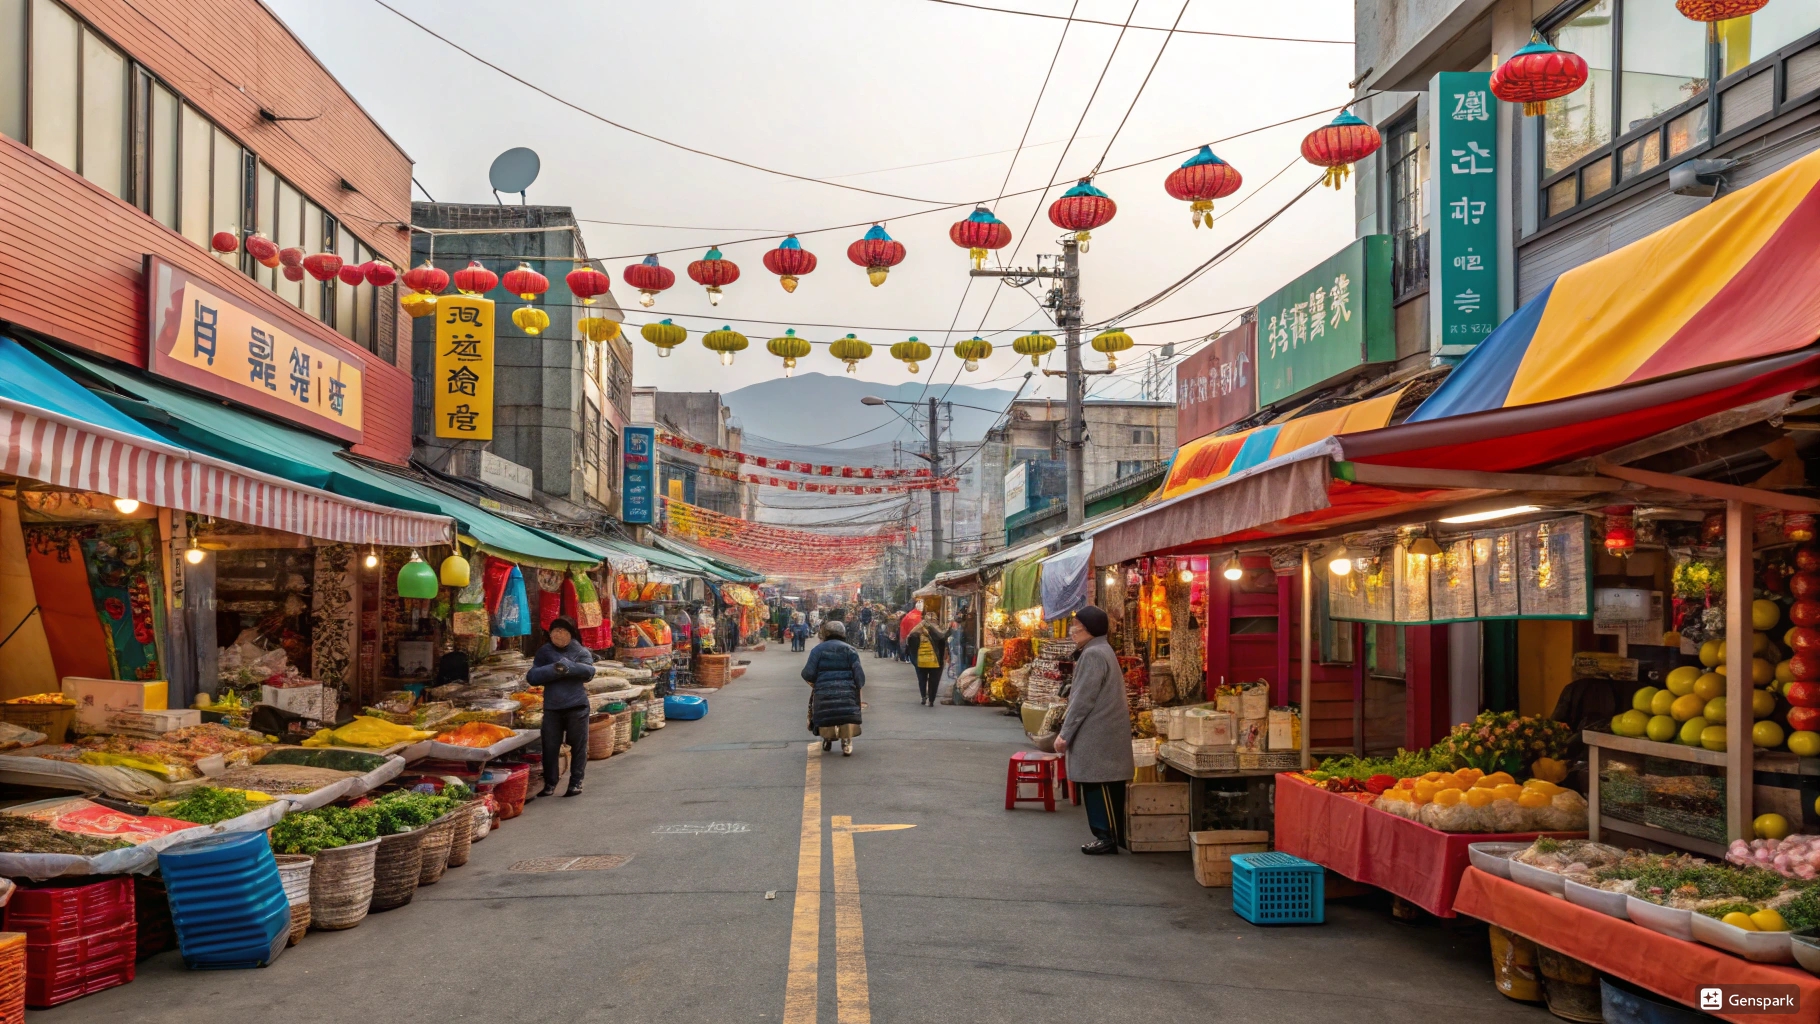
[308,838,378,931]
[0,704,73,744]
[369,829,426,912]
[586,715,615,760]
[417,812,461,886]
[445,802,479,867]
[471,799,493,843]
[274,854,314,946]
[641,698,666,729]
[612,711,632,753]
[0,932,24,1023]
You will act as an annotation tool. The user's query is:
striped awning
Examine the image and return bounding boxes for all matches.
[0,397,453,548]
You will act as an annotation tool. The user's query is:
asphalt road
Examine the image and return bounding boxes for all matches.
[54,643,1547,1023]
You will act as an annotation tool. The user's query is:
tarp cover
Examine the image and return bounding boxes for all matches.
[1039,541,1093,620]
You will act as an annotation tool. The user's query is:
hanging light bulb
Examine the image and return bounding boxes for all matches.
[1327,546,1353,576]
[1104,571,1117,586]
[1222,553,1243,581]
[112,498,140,515]
[1179,566,1195,583]
[706,286,723,306]
[364,547,379,570]
[720,350,734,366]
[1409,536,1443,558]
[184,537,206,565]
[639,292,656,308]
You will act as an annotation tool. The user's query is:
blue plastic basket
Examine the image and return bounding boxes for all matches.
[665,694,708,720]
[157,831,291,969]
[1230,852,1324,925]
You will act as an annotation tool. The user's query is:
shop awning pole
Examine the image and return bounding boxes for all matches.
[1301,547,1313,771]
[1725,498,1755,841]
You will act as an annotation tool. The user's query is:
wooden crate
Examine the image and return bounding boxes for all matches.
[1127,782,1189,816]
[1189,829,1270,887]
[1127,813,1189,845]
[1128,839,1191,853]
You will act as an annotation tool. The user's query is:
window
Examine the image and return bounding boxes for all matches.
[177,104,210,245]
[28,0,78,171]
[1116,460,1148,479]
[78,25,125,196]
[1540,0,1820,220]
[0,0,24,141]
[147,80,177,229]
[1385,115,1427,299]
[1129,427,1155,445]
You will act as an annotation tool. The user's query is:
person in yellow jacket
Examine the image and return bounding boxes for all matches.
[908,618,950,707]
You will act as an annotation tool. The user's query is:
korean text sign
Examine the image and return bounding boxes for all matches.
[1429,71,1500,349]
[1174,321,1256,442]
[434,294,495,440]
[622,426,656,524]
[1255,235,1392,407]
[145,256,365,443]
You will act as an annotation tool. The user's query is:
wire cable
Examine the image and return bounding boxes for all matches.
[904,0,1354,44]
[1088,0,1193,177]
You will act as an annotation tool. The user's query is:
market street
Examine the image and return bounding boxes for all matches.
[53,646,1541,1024]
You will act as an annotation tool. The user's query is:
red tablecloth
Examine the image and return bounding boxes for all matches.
[1455,867,1820,1023]
[1273,775,1582,917]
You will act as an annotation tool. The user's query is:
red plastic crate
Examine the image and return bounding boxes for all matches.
[3,879,133,946]
[24,921,135,1009]
[132,876,174,961]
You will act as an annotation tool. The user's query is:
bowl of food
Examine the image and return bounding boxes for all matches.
[1625,895,1694,941]
[1563,877,1629,919]
[1688,907,1796,964]
[1467,841,1527,880]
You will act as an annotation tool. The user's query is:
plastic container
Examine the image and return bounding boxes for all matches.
[1688,908,1796,964]
[1600,977,1710,1024]
[0,932,24,1021]
[23,921,133,1008]
[1624,895,1693,941]
[1538,945,1604,1022]
[665,694,708,720]
[1792,934,1820,976]
[3,879,134,946]
[1506,859,1567,897]
[1562,878,1629,919]
[631,709,645,741]
[1465,842,1525,881]
[1489,924,1541,1002]
[1230,852,1324,925]
[156,831,290,969]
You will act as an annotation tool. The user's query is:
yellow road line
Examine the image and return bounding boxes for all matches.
[831,816,915,1024]
[783,743,823,1024]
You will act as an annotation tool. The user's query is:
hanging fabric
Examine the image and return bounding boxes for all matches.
[494,566,530,637]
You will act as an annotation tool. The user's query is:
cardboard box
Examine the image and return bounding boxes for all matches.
[64,678,170,729]
[1267,708,1299,751]
[74,708,200,736]
[1127,782,1189,816]
[261,683,324,716]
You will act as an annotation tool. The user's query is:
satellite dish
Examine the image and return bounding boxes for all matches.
[489,147,540,197]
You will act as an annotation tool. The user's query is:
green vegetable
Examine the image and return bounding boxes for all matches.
[163,786,253,825]
[269,814,342,855]
[315,806,378,846]
[362,791,451,836]
[1314,748,1458,781]
[1779,887,1820,932]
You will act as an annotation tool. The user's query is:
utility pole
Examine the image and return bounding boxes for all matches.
[972,237,1103,529]
[927,396,944,563]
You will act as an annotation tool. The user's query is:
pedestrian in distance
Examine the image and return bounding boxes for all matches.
[528,616,596,798]
[906,615,949,707]
[1054,606,1134,854]
[803,619,865,756]
[942,615,965,692]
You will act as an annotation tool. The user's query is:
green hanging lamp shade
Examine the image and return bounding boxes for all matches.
[397,550,440,599]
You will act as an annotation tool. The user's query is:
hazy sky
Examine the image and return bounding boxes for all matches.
[270,0,1356,414]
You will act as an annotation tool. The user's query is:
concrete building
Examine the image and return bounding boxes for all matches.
[630,387,751,519]
[410,203,630,521]
[980,398,1176,550]
[1350,1,1820,371]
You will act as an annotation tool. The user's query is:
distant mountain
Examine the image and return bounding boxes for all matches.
[723,372,1020,449]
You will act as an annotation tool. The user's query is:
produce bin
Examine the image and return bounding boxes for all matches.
[157,831,290,969]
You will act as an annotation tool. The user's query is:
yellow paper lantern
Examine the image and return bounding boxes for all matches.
[578,316,621,343]
[1091,328,1134,370]
[439,553,471,587]
[512,306,550,336]
[1013,331,1056,367]
[828,333,872,374]
[400,291,438,318]
[889,337,931,374]
[641,318,687,358]
[953,336,992,372]
[702,325,749,366]
[767,329,812,377]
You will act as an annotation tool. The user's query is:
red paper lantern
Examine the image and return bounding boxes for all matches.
[1301,110,1383,189]
[847,225,906,287]
[210,231,239,254]
[762,236,819,293]
[565,266,611,305]
[302,252,343,282]
[501,262,549,301]
[402,261,449,295]
[244,233,279,267]
[1676,0,1768,20]
[453,260,498,295]
[1603,505,1636,557]
[364,260,398,288]
[623,255,675,308]
[687,247,741,306]
[1491,38,1590,116]
[282,264,305,282]
[337,262,367,287]
[1164,146,1243,229]
[278,246,305,269]
[949,207,1012,268]
[1048,179,1116,249]
[1787,513,1817,543]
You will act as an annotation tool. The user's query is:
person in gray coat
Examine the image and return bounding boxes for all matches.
[1054,605,1133,855]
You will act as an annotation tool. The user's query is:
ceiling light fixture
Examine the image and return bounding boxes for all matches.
[112,498,140,514]
[184,537,206,565]
[1327,546,1353,576]
[1439,504,1542,524]
[1222,554,1244,581]
[1409,536,1443,558]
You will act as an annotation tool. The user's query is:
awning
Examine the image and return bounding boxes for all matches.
[1000,553,1045,613]
[914,566,981,598]
[652,535,765,583]
[36,344,582,565]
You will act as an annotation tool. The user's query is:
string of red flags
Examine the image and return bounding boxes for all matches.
[691,463,957,494]
[655,430,933,478]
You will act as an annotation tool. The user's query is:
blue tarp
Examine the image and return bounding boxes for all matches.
[1039,541,1094,621]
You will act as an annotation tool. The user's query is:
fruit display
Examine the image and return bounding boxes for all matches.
[1374,769,1588,832]
[1727,833,1820,880]
[1612,626,1789,753]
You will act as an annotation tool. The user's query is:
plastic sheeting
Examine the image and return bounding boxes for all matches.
[0,798,286,880]
[419,729,538,763]
[1038,541,1093,620]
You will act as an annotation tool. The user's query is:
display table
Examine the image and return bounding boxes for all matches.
[1273,775,1583,917]
[1454,867,1819,1022]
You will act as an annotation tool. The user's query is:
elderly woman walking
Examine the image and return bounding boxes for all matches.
[1054,606,1133,854]
[802,619,866,756]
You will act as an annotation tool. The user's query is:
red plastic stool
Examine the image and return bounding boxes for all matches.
[1055,754,1081,806]
[1005,751,1059,811]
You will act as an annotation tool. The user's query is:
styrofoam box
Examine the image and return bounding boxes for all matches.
[62,677,168,714]
[1183,709,1233,747]
[261,683,324,716]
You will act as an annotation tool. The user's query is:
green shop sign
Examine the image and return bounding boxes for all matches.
[1256,235,1392,407]
[1429,71,1500,351]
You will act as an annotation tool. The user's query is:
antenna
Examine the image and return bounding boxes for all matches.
[488,147,541,205]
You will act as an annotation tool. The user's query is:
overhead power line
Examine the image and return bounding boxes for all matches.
[904,0,1355,44]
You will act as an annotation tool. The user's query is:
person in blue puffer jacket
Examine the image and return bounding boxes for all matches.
[528,616,595,797]
[802,620,865,756]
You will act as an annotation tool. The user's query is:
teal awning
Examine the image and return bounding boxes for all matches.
[653,537,764,583]
[0,338,163,440]
[38,344,596,569]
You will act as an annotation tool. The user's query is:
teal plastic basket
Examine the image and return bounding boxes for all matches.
[1230,852,1323,925]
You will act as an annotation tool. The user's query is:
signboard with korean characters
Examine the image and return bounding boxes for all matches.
[433,294,496,440]
[1255,235,1393,407]
[1173,320,1256,443]
[145,256,364,443]
[1429,71,1500,352]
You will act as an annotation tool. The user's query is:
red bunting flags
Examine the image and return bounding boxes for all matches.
[655,431,932,478]
[690,464,956,494]
[661,498,900,584]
